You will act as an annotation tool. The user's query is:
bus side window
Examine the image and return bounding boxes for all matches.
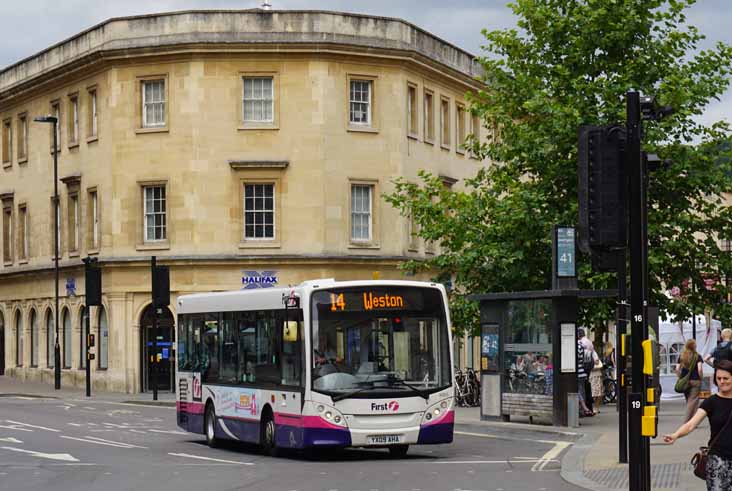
[280,309,303,387]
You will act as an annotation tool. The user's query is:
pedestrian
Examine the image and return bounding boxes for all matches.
[663,359,732,490]
[677,338,704,423]
[576,329,592,417]
[590,350,604,414]
[705,328,732,367]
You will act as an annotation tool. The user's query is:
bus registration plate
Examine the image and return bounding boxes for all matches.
[367,434,402,445]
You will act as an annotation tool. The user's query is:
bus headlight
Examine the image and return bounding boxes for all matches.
[433,408,441,416]
[422,399,452,425]
[440,401,448,409]
[311,403,348,428]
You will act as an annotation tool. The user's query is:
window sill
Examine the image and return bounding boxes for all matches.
[68,142,79,150]
[135,127,169,135]
[18,259,28,265]
[136,242,170,251]
[238,123,279,131]
[347,125,379,134]
[348,242,380,250]
[456,149,466,156]
[18,157,28,165]
[86,136,98,144]
[440,144,451,151]
[407,133,419,141]
[407,246,419,253]
[238,241,281,250]
[49,147,61,155]
[2,162,11,170]
[3,260,13,267]
[69,251,80,258]
[87,248,100,256]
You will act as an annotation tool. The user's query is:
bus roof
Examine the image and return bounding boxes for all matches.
[175,279,445,314]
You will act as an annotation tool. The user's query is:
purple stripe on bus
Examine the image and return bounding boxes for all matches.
[417,422,454,444]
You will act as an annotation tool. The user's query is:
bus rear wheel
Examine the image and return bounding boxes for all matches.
[205,404,219,448]
[388,445,409,458]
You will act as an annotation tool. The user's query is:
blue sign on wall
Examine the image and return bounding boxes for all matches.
[241,271,279,289]
[66,278,76,296]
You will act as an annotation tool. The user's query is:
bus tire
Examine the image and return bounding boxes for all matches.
[388,445,409,458]
[261,412,279,457]
[205,403,219,448]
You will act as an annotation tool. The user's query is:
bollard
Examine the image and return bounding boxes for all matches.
[567,393,579,428]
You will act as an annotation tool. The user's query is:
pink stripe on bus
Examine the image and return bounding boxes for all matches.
[422,410,454,427]
[177,401,205,414]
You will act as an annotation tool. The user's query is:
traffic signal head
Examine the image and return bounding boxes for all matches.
[577,124,627,253]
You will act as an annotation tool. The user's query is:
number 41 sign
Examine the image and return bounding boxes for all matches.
[556,227,576,278]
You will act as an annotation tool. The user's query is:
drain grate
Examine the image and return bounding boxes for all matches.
[585,463,692,489]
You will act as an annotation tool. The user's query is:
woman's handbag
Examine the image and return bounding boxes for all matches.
[691,406,732,480]
[675,353,697,393]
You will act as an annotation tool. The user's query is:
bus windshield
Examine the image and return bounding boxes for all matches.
[310,286,451,398]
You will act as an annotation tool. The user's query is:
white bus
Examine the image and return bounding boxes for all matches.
[176,279,454,457]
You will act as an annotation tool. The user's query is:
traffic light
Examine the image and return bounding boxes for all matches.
[153,265,170,307]
[577,125,627,254]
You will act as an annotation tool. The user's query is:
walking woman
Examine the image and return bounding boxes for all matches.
[664,359,732,490]
[590,350,604,414]
[677,339,703,422]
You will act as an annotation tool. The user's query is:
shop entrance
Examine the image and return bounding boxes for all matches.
[140,305,175,392]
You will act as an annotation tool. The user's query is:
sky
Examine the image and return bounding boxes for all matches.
[1,0,729,128]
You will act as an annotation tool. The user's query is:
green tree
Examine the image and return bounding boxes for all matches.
[384,0,732,336]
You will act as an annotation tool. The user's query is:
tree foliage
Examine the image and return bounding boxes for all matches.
[384,0,732,336]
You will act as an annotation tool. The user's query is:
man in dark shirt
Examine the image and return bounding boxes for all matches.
[705,328,732,367]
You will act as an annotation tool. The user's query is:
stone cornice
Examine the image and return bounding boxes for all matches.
[229,160,289,170]
[0,10,483,99]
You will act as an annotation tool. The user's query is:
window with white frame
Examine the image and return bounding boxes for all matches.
[89,190,99,249]
[51,102,61,149]
[242,77,274,123]
[89,89,98,137]
[243,183,275,239]
[143,185,166,241]
[68,194,79,252]
[142,80,166,128]
[2,119,11,163]
[18,115,27,161]
[350,184,372,241]
[69,95,79,144]
[18,205,28,260]
[349,80,372,125]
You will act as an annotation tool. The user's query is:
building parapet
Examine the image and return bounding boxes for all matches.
[0,10,482,97]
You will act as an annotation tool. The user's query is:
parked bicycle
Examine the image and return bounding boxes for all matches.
[603,365,616,404]
[454,367,481,407]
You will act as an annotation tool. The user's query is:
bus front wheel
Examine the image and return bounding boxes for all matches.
[261,413,279,457]
[205,404,219,448]
[388,445,409,458]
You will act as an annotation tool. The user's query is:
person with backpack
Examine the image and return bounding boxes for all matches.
[663,359,732,490]
[705,328,732,367]
[676,339,704,423]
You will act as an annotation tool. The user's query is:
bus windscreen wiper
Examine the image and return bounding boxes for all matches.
[331,383,375,402]
[385,378,430,400]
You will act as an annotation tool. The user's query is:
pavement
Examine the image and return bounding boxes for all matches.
[0,377,708,490]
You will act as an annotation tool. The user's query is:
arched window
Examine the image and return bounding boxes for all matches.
[79,307,88,369]
[30,309,38,367]
[63,308,71,368]
[15,310,23,367]
[46,309,55,368]
[98,307,108,369]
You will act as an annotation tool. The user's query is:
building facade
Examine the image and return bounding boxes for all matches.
[0,10,485,392]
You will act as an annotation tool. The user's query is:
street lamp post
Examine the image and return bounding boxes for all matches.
[34,115,60,390]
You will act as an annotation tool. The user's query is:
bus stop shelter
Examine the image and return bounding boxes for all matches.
[469,289,615,427]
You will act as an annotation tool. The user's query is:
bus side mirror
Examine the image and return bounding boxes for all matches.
[283,321,298,342]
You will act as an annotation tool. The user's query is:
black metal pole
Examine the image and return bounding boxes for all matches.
[641,145,651,491]
[53,120,61,390]
[85,303,91,397]
[151,256,158,401]
[617,250,628,464]
[627,91,650,491]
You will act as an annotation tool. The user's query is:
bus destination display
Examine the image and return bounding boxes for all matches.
[316,287,429,314]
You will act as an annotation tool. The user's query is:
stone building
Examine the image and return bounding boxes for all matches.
[0,10,486,393]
